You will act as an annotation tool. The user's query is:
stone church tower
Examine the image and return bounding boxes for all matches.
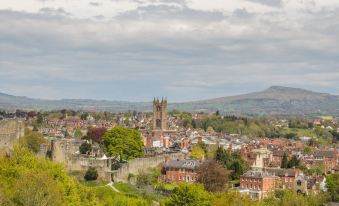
[153,97,167,131]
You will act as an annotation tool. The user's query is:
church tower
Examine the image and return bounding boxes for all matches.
[153,97,167,131]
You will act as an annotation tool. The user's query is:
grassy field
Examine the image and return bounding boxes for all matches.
[82,180,108,187]
[114,182,165,202]
[280,127,317,138]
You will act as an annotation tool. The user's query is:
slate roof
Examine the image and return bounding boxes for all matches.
[241,171,274,178]
[314,150,336,158]
[266,168,299,177]
[164,159,201,170]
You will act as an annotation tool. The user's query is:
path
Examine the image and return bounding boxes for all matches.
[107,182,120,193]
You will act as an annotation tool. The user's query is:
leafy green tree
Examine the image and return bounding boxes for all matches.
[215,147,248,180]
[207,126,215,133]
[84,167,98,181]
[80,113,89,120]
[74,128,83,139]
[164,183,211,206]
[285,132,297,139]
[303,146,312,154]
[326,173,339,202]
[260,190,329,206]
[287,155,300,168]
[0,145,99,206]
[191,145,205,160]
[79,142,92,155]
[101,126,144,160]
[20,129,45,153]
[36,112,44,125]
[281,153,289,169]
[12,171,63,206]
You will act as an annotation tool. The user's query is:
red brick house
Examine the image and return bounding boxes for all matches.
[313,150,338,172]
[239,171,275,200]
[266,168,301,189]
[161,159,201,183]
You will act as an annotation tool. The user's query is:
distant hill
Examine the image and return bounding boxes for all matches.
[1,86,339,116]
[172,86,339,116]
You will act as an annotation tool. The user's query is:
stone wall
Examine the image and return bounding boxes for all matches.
[67,155,112,182]
[113,153,183,182]
[50,138,112,181]
[0,119,25,151]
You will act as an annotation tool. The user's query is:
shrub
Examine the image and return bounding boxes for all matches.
[84,167,98,181]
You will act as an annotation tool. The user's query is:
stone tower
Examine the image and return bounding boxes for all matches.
[153,97,167,131]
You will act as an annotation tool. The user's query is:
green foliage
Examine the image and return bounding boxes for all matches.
[79,142,92,155]
[36,112,44,125]
[191,145,205,160]
[81,113,89,120]
[212,191,258,206]
[303,167,324,176]
[179,112,193,128]
[215,147,249,180]
[281,154,300,169]
[74,128,83,138]
[94,185,148,206]
[113,182,163,203]
[136,171,150,188]
[281,153,289,169]
[136,167,161,188]
[288,118,310,129]
[84,167,98,181]
[102,126,144,160]
[260,190,329,206]
[0,145,99,206]
[303,146,312,154]
[190,116,330,140]
[326,173,339,202]
[287,155,300,168]
[284,132,297,139]
[19,129,45,153]
[193,116,267,137]
[164,183,211,206]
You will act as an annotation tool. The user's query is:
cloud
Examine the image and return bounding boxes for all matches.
[89,2,102,6]
[246,0,283,7]
[0,1,339,101]
[39,7,70,16]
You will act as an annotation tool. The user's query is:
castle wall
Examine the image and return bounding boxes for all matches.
[113,153,182,182]
[67,155,112,181]
[50,138,112,181]
[0,119,25,150]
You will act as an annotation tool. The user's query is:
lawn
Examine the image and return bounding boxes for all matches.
[114,182,165,202]
[82,180,108,187]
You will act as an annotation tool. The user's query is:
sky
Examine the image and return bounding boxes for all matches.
[0,0,339,102]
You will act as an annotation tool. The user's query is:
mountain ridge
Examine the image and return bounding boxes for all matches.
[1,86,339,116]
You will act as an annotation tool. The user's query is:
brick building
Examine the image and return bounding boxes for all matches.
[239,171,275,200]
[161,159,201,183]
[266,168,301,189]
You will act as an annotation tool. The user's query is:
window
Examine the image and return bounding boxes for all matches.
[297,180,302,186]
